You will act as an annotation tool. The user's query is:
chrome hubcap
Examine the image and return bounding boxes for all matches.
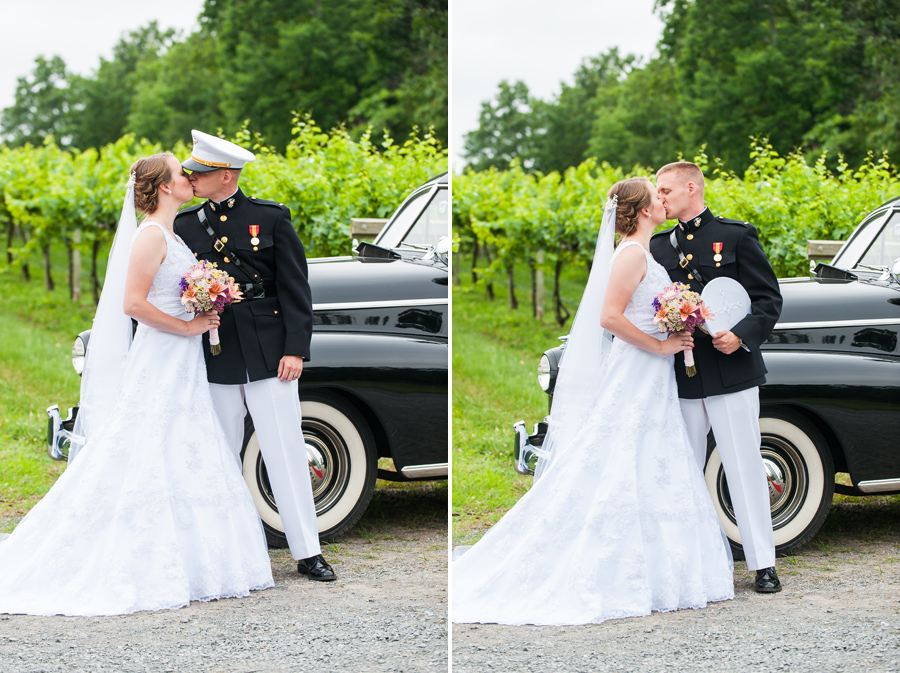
[253,419,351,518]
[715,435,808,531]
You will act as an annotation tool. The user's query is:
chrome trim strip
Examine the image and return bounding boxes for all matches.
[313,298,446,311]
[400,463,448,478]
[856,478,900,494]
[774,318,900,330]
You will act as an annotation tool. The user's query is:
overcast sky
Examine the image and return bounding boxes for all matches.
[0,0,205,112]
[451,0,663,168]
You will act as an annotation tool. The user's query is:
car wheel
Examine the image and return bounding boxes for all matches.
[241,390,378,547]
[704,409,835,558]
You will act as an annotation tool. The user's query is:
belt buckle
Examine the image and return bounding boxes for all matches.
[679,257,689,268]
[251,284,265,300]
[214,239,225,253]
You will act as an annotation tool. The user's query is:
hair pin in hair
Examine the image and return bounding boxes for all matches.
[604,194,618,211]
[126,171,136,188]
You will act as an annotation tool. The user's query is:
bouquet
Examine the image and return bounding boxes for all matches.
[652,282,714,377]
[180,260,243,355]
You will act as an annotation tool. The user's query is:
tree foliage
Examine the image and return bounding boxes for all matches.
[464,0,900,175]
[1,1,447,153]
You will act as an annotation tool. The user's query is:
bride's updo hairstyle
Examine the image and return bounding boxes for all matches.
[607,177,652,238]
[130,152,175,215]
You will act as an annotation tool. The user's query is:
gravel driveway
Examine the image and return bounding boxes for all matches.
[0,482,448,673]
[452,497,900,673]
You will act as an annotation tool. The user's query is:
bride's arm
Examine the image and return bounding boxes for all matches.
[123,227,219,337]
[599,245,691,356]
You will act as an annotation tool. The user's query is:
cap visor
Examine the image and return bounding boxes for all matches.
[181,157,221,173]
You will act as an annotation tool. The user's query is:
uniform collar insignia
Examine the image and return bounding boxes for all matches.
[680,207,713,231]
[208,189,246,213]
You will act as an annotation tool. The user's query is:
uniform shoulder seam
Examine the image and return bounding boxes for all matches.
[175,203,203,217]
[248,196,288,210]
[715,216,751,227]
[650,226,677,239]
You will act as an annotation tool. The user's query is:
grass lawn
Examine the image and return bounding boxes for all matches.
[451,253,900,553]
[0,251,96,523]
[451,256,586,546]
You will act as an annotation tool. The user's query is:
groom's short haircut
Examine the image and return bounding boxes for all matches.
[656,161,704,195]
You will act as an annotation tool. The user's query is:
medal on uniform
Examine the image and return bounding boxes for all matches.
[249,225,260,246]
[713,242,723,262]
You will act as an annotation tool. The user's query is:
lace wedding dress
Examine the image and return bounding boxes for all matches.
[0,221,274,616]
[452,242,734,625]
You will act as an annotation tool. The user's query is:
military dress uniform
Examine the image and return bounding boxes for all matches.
[649,206,783,571]
[174,135,321,563]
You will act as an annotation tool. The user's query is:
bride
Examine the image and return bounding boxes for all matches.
[452,177,734,626]
[0,153,274,616]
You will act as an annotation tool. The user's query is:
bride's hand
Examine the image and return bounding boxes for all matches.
[185,310,221,336]
[658,332,693,356]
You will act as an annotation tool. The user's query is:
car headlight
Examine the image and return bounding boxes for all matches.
[537,354,552,391]
[72,335,87,375]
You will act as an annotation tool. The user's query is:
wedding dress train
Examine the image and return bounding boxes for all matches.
[0,221,274,616]
[452,242,734,625]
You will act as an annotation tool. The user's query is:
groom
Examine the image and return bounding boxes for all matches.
[649,161,783,593]
[174,129,335,581]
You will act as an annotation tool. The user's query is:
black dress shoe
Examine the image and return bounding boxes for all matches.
[755,566,782,593]
[297,554,336,582]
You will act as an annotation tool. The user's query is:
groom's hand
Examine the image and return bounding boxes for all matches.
[277,355,304,381]
[712,331,742,354]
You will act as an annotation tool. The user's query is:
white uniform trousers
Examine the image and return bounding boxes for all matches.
[209,377,321,561]
[680,386,776,570]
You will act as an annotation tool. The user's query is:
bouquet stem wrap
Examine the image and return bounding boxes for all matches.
[209,328,221,355]
[683,344,696,376]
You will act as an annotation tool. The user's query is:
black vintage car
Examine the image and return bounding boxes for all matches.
[514,197,900,557]
[48,172,449,545]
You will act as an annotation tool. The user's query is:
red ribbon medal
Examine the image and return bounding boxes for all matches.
[249,225,260,246]
[713,242,723,262]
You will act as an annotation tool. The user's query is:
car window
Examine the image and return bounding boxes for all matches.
[374,188,430,249]
[856,212,900,269]
[834,209,889,269]
[399,188,448,249]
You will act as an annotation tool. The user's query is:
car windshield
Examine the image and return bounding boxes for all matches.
[833,208,890,270]
[855,211,900,270]
[375,186,448,250]
[398,188,448,250]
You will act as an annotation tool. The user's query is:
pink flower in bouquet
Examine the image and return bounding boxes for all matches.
[207,280,226,304]
[179,260,241,355]
[651,282,714,377]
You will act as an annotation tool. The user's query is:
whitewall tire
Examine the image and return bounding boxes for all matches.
[704,409,835,557]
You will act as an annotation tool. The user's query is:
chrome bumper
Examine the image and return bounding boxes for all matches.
[512,419,549,476]
[46,405,81,461]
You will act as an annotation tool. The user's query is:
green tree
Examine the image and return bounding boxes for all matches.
[658,0,870,171]
[588,56,680,170]
[201,0,447,151]
[463,80,535,172]
[70,23,178,150]
[1,56,74,148]
[125,32,225,147]
[533,49,634,174]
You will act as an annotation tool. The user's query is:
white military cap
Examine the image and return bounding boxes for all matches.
[182,129,256,172]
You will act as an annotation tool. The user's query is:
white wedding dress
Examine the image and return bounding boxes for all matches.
[0,221,274,616]
[452,242,734,625]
